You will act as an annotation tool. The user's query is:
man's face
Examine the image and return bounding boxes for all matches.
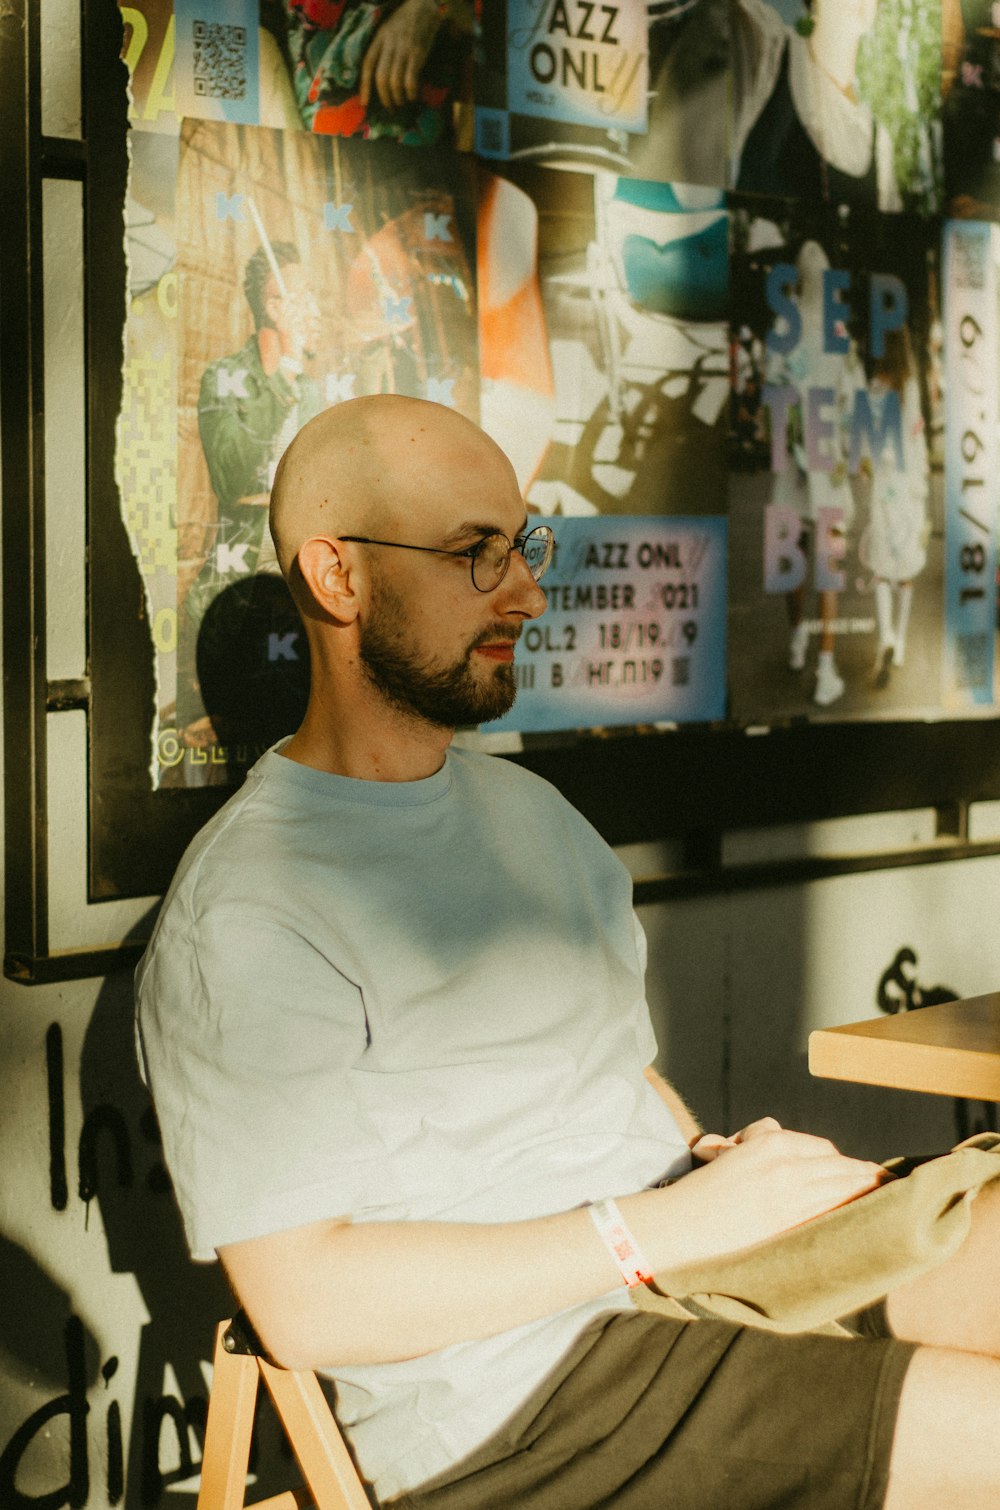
[353,439,547,729]
[359,570,523,727]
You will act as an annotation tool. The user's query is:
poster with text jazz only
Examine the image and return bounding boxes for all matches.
[487,514,727,733]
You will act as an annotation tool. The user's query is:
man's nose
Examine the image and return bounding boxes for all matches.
[500,548,548,620]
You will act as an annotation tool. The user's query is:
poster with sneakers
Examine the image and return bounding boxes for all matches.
[727,196,945,722]
[478,162,731,521]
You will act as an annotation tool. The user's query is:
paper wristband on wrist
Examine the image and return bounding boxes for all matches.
[588,1198,653,1287]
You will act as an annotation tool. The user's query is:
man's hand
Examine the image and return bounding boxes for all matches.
[690,1114,784,1161]
[652,1120,886,1269]
[360,0,441,111]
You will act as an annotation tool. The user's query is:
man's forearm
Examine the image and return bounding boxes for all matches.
[221,1195,661,1371]
[220,1125,886,1372]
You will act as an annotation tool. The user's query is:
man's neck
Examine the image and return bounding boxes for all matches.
[280,689,452,783]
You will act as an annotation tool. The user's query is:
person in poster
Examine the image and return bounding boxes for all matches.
[184,238,324,626]
[764,238,865,708]
[124,0,476,140]
[175,234,324,741]
[730,0,942,213]
[860,325,930,685]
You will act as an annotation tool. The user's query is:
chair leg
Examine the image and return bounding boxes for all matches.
[259,1357,373,1510]
[197,1321,261,1510]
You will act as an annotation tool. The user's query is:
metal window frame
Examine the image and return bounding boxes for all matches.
[7,0,1000,985]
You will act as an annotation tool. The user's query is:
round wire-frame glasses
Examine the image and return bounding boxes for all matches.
[339,524,555,593]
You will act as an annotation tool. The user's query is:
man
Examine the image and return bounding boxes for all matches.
[137,396,1000,1508]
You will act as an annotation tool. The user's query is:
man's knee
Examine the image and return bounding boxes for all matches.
[883,1346,1000,1509]
[885,1178,1000,1355]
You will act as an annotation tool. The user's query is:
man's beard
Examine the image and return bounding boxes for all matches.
[359,580,520,729]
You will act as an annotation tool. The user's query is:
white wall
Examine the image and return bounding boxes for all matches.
[638,852,990,1157]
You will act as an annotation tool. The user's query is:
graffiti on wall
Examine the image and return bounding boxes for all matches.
[876,945,1000,1142]
[0,991,254,1508]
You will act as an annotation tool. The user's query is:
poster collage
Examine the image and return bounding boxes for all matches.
[116,0,1000,786]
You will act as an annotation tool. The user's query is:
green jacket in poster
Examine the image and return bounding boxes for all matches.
[197,334,324,516]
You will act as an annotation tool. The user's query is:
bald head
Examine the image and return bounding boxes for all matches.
[269,396,521,583]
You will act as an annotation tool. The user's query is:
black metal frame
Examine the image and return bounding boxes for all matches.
[0,0,222,983]
[6,0,1000,984]
[1,0,46,980]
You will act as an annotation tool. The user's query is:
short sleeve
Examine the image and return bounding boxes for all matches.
[136,905,401,1259]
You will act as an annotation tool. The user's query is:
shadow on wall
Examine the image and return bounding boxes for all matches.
[196,574,310,765]
[79,951,231,1506]
[0,1238,103,1506]
[643,877,969,1166]
[0,929,266,1508]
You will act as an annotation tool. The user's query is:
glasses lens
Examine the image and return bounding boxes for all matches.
[520,526,554,581]
[472,534,510,591]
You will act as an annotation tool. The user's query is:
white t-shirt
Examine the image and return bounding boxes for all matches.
[135,745,692,1499]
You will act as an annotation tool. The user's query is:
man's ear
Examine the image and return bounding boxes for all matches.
[296,536,360,623]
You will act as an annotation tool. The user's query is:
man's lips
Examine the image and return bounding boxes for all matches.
[474,643,516,662]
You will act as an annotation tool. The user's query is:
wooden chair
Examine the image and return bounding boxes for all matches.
[197,1313,373,1510]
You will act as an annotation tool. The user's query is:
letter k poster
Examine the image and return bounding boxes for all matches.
[726,196,946,722]
[170,122,478,783]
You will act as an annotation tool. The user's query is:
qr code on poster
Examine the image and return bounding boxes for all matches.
[192,21,247,100]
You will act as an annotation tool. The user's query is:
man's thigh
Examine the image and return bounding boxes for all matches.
[395,1311,916,1510]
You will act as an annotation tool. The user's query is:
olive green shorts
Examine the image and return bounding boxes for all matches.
[391,1309,915,1510]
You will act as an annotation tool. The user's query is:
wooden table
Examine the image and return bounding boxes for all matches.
[808,992,1000,1101]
